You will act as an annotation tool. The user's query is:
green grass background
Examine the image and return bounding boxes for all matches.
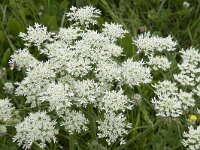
[0,0,200,149]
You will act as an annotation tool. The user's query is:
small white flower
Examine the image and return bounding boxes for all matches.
[13,111,58,150]
[19,23,52,47]
[98,89,133,112]
[60,109,88,135]
[183,1,190,8]
[9,48,39,70]
[3,82,14,94]
[152,95,182,117]
[102,22,128,41]
[177,90,195,110]
[0,98,15,122]
[38,82,73,114]
[121,59,152,86]
[97,112,131,145]
[66,5,101,27]
[148,55,171,71]
[133,32,177,56]
[182,126,200,150]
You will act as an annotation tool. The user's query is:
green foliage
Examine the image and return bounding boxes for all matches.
[0,0,200,150]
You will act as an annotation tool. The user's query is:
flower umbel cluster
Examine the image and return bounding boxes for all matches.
[13,111,58,150]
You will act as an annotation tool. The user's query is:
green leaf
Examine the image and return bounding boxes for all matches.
[40,15,58,31]
[7,17,24,36]
[1,48,12,66]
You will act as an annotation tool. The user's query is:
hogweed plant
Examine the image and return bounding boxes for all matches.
[1,5,200,150]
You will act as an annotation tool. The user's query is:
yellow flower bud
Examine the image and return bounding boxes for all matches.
[189,115,198,122]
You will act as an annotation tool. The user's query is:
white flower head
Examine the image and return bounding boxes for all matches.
[66,5,101,27]
[38,82,73,115]
[148,55,171,71]
[133,32,177,56]
[9,48,39,70]
[102,22,128,41]
[13,111,58,150]
[182,126,200,150]
[19,23,52,47]
[3,82,14,94]
[151,95,182,117]
[98,89,133,112]
[0,98,15,122]
[97,112,132,145]
[121,59,152,86]
[60,109,89,135]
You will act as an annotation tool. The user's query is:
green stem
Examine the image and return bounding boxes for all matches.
[69,134,75,150]
[88,104,97,140]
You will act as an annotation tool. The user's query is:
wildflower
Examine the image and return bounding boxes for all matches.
[151,94,182,117]
[0,98,15,122]
[66,5,101,27]
[3,82,14,94]
[9,48,38,70]
[188,115,198,122]
[102,22,128,41]
[38,82,73,115]
[98,89,133,112]
[147,55,171,71]
[133,32,177,56]
[60,109,89,135]
[182,126,200,150]
[73,79,102,107]
[121,59,152,86]
[19,23,52,47]
[13,111,58,150]
[183,1,190,8]
[97,112,132,145]
[15,62,56,107]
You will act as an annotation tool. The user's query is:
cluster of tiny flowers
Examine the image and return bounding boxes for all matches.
[66,5,101,27]
[8,5,141,147]
[147,55,171,71]
[133,32,177,56]
[97,112,132,145]
[15,62,56,107]
[60,110,89,135]
[13,111,58,150]
[121,59,152,87]
[3,82,14,94]
[0,98,15,122]
[174,47,200,86]
[182,126,200,150]
[9,48,38,70]
[98,89,133,112]
[19,23,52,47]
[151,80,195,117]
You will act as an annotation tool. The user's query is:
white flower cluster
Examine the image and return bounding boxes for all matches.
[133,32,177,56]
[3,82,14,94]
[182,126,200,150]
[97,112,132,145]
[0,98,15,122]
[9,5,153,148]
[151,80,195,117]
[13,111,58,150]
[15,62,56,107]
[147,55,171,71]
[19,23,52,47]
[174,47,200,86]
[98,89,133,112]
[60,110,89,135]
[66,5,101,27]
[9,48,38,70]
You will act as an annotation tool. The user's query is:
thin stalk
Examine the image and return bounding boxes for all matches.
[88,104,97,140]
[69,134,75,150]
